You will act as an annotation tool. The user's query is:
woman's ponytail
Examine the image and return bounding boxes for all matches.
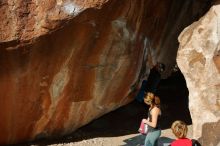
[154,96,160,107]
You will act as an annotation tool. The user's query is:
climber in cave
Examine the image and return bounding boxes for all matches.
[135,62,165,102]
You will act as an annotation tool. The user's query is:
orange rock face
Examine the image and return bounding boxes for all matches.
[0,0,213,145]
[0,0,110,42]
[0,0,148,144]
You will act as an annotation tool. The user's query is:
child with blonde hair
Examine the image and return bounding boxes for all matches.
[170,120,192,146]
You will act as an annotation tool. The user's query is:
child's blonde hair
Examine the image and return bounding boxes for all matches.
[171,120,188,139]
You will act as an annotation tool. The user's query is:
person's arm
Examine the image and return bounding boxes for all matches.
[143,107,160,128]
[142,117,149,122]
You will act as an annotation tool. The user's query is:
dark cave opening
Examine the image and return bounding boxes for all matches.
[157,68,192,128]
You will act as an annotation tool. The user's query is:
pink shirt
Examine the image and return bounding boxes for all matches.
[171,138,192,146]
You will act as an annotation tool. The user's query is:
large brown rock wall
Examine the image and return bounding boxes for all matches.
[0,0,214,145]
[0,0,148,144]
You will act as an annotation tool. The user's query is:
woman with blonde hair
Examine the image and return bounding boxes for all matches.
[171,120,192,146]
[142,92,162,146]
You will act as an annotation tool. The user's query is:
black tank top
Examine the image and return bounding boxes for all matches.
[148,106,161,130]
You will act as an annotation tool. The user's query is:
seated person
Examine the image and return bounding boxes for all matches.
[170,120,192,146]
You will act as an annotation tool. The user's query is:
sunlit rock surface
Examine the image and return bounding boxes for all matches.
[177,5,220,145]
[0,0,110,42]
[0,0,213,145]
[0,0,148,144]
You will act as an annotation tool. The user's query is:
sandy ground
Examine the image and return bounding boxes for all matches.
[44,129,191,146]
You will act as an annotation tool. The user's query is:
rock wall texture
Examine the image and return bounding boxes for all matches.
[177,5,220,145]
[0,0,213,145]
[0,0,150,145]
[0,0,146,144]
[0,0,110,42]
